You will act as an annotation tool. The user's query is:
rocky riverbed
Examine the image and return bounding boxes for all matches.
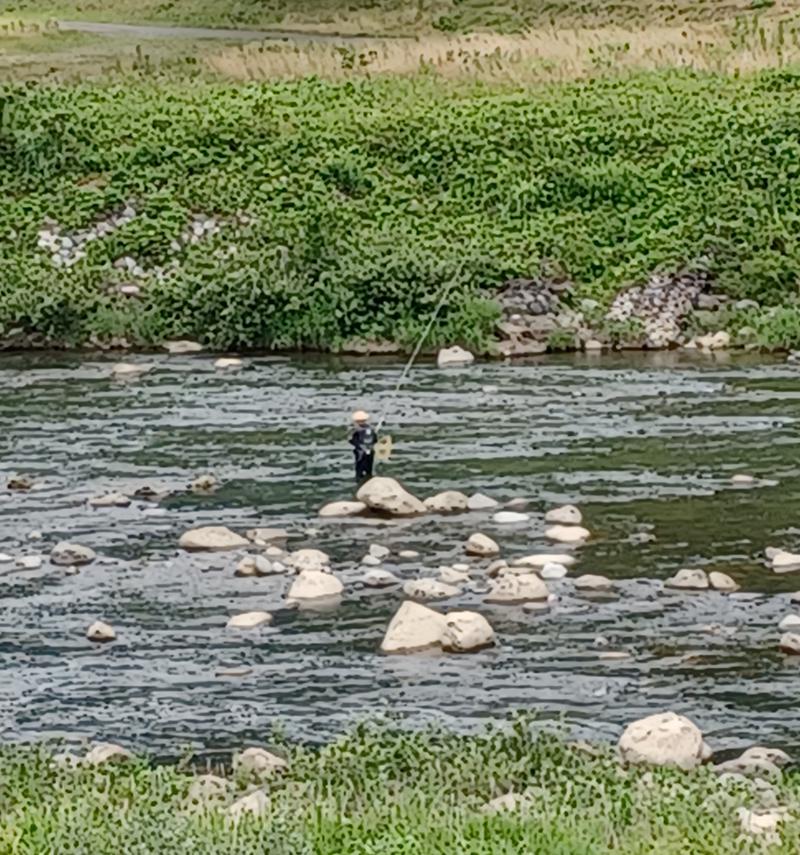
[2,350,800,759]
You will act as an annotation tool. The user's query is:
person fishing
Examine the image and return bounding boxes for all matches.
[349,410,378,483]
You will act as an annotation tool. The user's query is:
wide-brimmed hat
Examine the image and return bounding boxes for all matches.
[352,410,370,422]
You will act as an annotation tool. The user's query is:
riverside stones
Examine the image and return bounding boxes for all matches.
[111,362,152,378]
[380,601,447,653]
[665,568,709,590]
[574,574,613,591]
[544,504,583,525]
[618,712,711,770]
[287,569,343,600]
[85,743,132,766]
[485,573,548,604]
[546,524,590,543]
[51,542,96,566]
[436,346,475,367]
[88,492,131,508]
[356,477,426,516]
[246,527,288,545]
[466,533,500,557]
[226,611,272,629]
[179,527,248,551]
[515,553,576,569]
[403,578,460,601]
[228,790,269,821]
[424,491,469,513]
[233,747,288,776]
[235,555,278,577]
[165,340,203,354]
[441,611,496,653]
[319,500,366,518]
[285,548,329,573]
[86,621,116,643]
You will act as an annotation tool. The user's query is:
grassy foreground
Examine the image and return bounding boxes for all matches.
[3,68,800,351]
[0,722,797,853]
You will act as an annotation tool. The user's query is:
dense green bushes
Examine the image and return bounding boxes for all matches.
[1,721,798,853]
[2,69,800,350]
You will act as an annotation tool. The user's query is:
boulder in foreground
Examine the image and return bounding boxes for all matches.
[618,712,711,770]
[179,526,249,551]
[357,477,426,516]
[380,601,446,653]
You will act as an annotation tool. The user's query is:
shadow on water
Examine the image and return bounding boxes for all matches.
[2,349,800,758]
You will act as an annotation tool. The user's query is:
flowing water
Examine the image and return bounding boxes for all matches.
[2,350,800,760]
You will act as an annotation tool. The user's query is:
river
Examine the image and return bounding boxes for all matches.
[1,350,799,760]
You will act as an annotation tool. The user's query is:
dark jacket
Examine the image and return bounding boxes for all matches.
[349,424,378,458]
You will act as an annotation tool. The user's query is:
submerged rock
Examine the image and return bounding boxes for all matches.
[546,524,590,543]
[437,346,475,368]
[86,621,116,643]
[356,477,427,516]
[381,601,447,653]
[319,500,366,518]
[544,504,583,525]
[465,533,500,557]
[424,491,469,513]
[441,611,496,653]
[467,492,499,511]
[51,542,96,566]
[665,568,709,590]
[88,492,130,508]
[287,569,343,601]
[485,573,548,604]
[226,611,272,629]
[403,578,460,601]
[179,527,248,551]
[618,712,711,770]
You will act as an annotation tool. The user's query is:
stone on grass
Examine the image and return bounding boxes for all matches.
[541,562,568,580]
[544,504,583,525]
[356,477,426,516]
[737,807,789,838]
[515,553,577,569]
[665,568,709,590]
[618,712,711,770]
[381,601,447,653]
[86,621,116,643]
[319,500,366,518]
[85,743,132,766]
[179,527,248,551]
[288,570,343,601]
[51,542,96,566]
[186,774,231,812]
[245,527,288,544]
[779,632,800,654]
[492,511,530,524]
[228,790,269,822]
[285,548,329,573]
[165,340,203,354]
[437,346,475,367]
[441,611,495,653]
[546,524,590,543]
[466,533,500,557]
[485,573,548,604]
[403,578,460,601]
[481,792,532,815]
[88,492,131,508]
[424,490,469,513]
[363,569,400,588]
[234,747,288,776]
[226,611,272,629]
[467,493,499,511]
[709,571,739,592]
[574,574,613,591]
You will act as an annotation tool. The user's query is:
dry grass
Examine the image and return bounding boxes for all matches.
[205,14,800,82]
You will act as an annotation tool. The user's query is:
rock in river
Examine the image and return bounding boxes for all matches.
[437,346,475,368]
[226,611,272,629]
[179,527,249,551]
[285,548,329,573]
[709,571,739,592]
[51,542,96,566]
[86,621,116,643]
[544,504,583,525]
[235,555,280,577]
[665,568,709,590]
[214,357,243,371]
[441,611,496,653]
[319,500,366,518]
[403,578,460,601]
[772,551,800,572]
[111,363,152,379]
[485,573,548,604]
[380,601,447,653]
[424,491,469,513]
[363,569,400,588]
[466,533,500,557]
[492,511,530,525]
[514,553,576,569]
[779,632,800,654]
[245,527,288,544]
[618,712,712,770]
[467,492,499,511]
[88,492,131,508]
[545,524,590,543]
[357,477,426,516]
[287,569,343,601]
[574,574,613,591]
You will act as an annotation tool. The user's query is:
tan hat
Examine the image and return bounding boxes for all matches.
[352,410,370,423]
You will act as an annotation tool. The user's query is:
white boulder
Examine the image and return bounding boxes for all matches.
[285,548,329,573]
[485,573,548,604]
[245,527,288,544]
[111,363,151,378]
[235,555,280,577]
[545,525,590,543]
[51,542,96,566]
[441,611,496,653]
[85,743,132,766]
[492,511,530,525]
[165,340,203,354]
[465,533,500,557]
[424,491,469,513]
[731,474,755,485]
[380,601,447,653]
[319,500,366,518]
[772,551,800,572]
[179,527,248,551]
[86,621,116,643]
[780,614,800,631]
[234,747,288,776]
[439,566,470,585]
[356,477,427,516]
[228,790,269,822]
[779,632,800,654]
[514,553,576,569]
[544,504,583,525]
[540,562,568,580]
[16,556,42,570]
[226,611,272,629]
[467,493,499,511]
[618,712,711,770]
[88,492,131,508]
[369,544,390,560]
[402,578,460,601]
[665,568,709,590]
[214,357,243,371]
[287,569,343,601]
[574,574,613,590]
[361,555,382,567]
[363,569,400,588]
[437,346,474,368]
[709,571,739,592]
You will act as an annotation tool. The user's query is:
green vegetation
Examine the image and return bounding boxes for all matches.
[3,67,800,350]
[0,721,797,854]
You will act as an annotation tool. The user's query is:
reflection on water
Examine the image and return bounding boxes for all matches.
[1,350,800,757]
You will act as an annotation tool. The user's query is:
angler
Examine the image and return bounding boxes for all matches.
[349,410,378,483]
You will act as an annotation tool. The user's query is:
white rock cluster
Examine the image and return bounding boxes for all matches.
[37,204,137,268]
